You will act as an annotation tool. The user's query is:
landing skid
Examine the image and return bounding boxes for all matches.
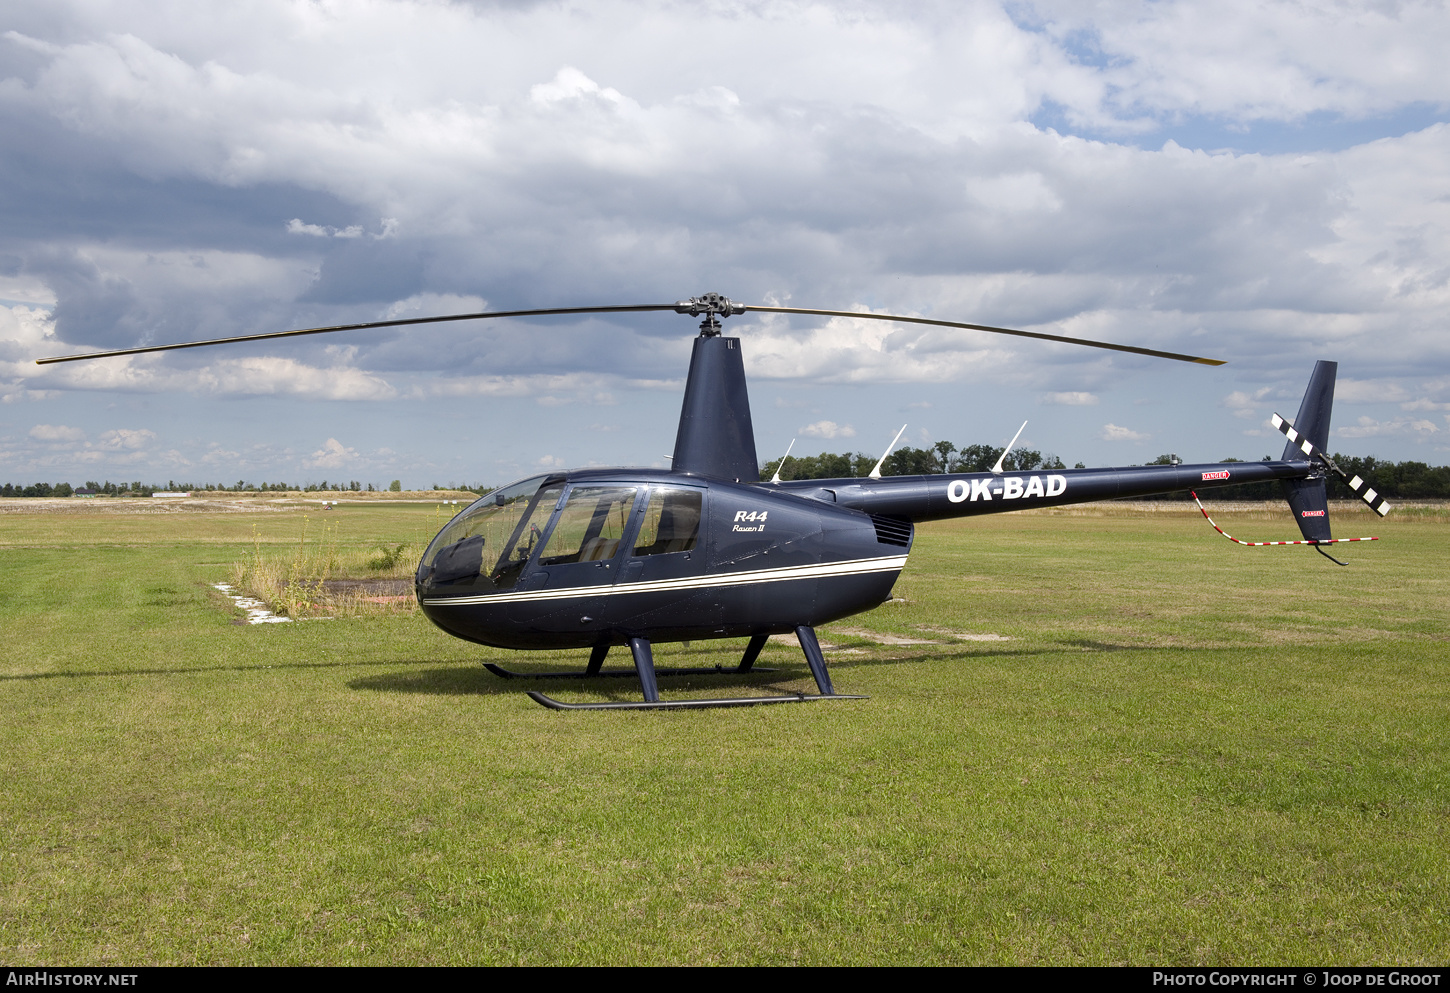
[526,691,866,711]
[522,628,863,712]
[484,662,776,680]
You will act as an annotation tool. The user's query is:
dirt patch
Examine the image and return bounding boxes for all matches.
[830,626,941,646]
[767,633,845,651]
[769,627,1002,649]
[321,578,414,603]
[918,626,1013,641]
[819,625,1013,644]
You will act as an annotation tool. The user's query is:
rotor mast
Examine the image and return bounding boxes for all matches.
[669,293,759,481]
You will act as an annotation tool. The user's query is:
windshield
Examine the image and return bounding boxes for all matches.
[418,475,561,591]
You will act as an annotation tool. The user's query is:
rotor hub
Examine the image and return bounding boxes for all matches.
[675,293,745,336]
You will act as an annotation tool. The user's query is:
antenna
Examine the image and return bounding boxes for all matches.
[991,421,1028,474]
[770,438,796,484]
[868,425,908,480]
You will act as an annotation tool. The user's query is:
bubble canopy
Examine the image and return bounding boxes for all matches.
[418,474,555,593]
[416,471,709,599]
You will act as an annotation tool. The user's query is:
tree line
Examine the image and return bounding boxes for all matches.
[761,442,1068,481]
[0,478,502,497]
[2,479,391,497]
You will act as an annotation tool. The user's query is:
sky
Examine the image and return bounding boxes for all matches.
[2,0,1448,489]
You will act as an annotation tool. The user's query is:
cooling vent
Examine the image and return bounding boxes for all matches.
[870,515,914,547]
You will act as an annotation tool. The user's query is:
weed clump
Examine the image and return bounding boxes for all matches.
[368,542,410,571]
[232,518,417,617]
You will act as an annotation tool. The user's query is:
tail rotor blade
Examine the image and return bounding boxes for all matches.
[1271,413,1392,517]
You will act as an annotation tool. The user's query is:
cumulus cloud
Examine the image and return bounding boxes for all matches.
[287,219,362,239]
[742,312,1021,386]
[382,292,487,321]
[26,352,398,401]
[1223,387,1275,419]
[537,391,615,407]
[1024,0,1450,126]
[197,359,397,401]
[1336,416,1439,439]
[199,446,241,466]
[28,423,84,442]
[420,371,625,402]
[1402,398,1450,412]
[1042,391,1098,406]
[4,411,174,472]
[799,420,856,439]
[307,437,357,469]
[96,428,156,450]
[0,302,57,354]
[531,66,632,108]
[1101,422,1150,441]
[1335,379,1411,404]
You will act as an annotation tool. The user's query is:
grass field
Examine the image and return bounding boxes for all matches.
[1,496,1446,965]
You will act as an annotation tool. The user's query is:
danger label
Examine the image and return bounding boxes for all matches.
[1201,470,1231,481]
[1301,509,1326,517]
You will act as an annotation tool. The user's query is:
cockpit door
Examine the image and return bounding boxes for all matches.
[617,485,707,586]
[527,484,643,591]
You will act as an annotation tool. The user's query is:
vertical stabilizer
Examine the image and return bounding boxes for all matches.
[1281,360,1336,460]
[1280,360,1337,542]
[672,335,760,481]
[1283,477,1332,541]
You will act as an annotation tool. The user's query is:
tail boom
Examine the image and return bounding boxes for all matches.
[775,458,1316,523]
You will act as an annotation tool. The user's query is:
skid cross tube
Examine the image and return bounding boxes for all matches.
[484,638,779,680]
[483,663,779,680]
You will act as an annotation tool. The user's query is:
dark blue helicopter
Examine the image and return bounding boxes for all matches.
[39,293,1386,710]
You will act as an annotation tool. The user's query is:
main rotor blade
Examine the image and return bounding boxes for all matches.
[36,298,1224,367]
[743,305,1225,366]
[34,304,681,365]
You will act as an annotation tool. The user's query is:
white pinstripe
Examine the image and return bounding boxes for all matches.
[423,554,909,607]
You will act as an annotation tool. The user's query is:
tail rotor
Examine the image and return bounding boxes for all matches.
[1270,412,1392,519]
[1192,360,1387,565]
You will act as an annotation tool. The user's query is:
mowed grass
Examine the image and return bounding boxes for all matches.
[0,499,1446,965]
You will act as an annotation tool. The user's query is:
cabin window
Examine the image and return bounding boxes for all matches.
[539,486,639,565]
[632,487,702,556]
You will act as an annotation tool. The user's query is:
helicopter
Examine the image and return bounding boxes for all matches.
[38,292,1389,711]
